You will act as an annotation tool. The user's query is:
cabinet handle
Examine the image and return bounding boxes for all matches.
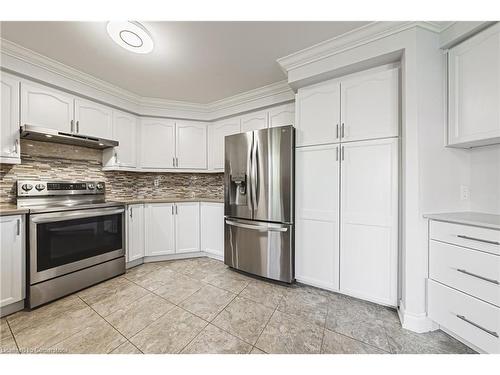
[76,120,80,133]
[341,123,345,138]
[71,120,75,133]
[341,146,344,161]
[172,157,175,168]
[456,268,499,285]
[175,204,178,215]
[336,124,339,139]
[336,146,339,161]
[16,219,21,236]
[114,150,118,164]
[456,315,499,338]
[176,157,179,168]
[130,207,133,218]
[171,205,174,215]
[457,234,500,246]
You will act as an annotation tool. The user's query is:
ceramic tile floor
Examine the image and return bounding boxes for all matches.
[0,257,476,354]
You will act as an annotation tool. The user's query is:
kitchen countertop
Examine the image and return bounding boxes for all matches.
[108,197,224,205]
[0,204,29,216]
[423,211,500,230]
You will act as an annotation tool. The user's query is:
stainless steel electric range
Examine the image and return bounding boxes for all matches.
[17,180,126,308]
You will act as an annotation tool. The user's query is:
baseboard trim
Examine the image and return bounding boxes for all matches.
[398,300,439,333]
[0,300,25,318]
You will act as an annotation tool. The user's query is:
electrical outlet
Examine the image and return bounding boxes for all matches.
[153,177,160,188]
[460,185,470,201]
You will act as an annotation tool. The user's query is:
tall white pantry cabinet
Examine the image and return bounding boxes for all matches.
[295,64,400,307]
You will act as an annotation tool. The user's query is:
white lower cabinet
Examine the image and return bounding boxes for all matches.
[126,205,145,262]
[339,138,399,306]
[200,202,224,259]
[175,202,200,254]
[143,202,201,257]
[295,138,399,306]
[0,215,24,308]
[145,203,175,256]
[427,219,500,353]
[296,145,340,291]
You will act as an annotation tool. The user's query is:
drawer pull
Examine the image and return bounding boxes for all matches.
[456,268,500,285]
[456,314,499,338]
[457,234,500,246]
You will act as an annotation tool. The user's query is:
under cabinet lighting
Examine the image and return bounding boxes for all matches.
[106,21,154,54]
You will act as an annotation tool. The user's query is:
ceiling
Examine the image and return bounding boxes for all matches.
[0,21,370,103]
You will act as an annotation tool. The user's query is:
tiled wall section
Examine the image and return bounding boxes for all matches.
[0,140,224,204]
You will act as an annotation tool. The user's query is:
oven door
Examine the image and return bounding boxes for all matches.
[29,206,125,284]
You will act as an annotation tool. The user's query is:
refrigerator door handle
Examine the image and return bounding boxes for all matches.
[250,134,258,214]
[225,219,288,232]
[247,135,254,213]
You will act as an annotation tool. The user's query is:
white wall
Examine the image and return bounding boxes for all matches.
[470,145,500,214]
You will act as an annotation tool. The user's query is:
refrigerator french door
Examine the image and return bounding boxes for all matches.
[224,125,294,283]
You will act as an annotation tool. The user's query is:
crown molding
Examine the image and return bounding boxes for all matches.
[0,38,293,121]
[277,21,453,74]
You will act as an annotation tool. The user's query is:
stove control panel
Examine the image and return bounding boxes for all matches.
[17,181,106,197]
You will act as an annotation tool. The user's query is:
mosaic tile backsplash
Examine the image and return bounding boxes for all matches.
[0,140,224,204]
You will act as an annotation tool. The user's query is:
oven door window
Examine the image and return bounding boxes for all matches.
[36,213,122,272]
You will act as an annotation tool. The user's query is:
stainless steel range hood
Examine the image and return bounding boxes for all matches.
[20,125,119,149]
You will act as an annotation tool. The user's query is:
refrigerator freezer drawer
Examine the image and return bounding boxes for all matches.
[224,218,294,283]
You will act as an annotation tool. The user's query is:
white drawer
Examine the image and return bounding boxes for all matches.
[430,221,500,256]
[428,280,500,353]
[429,240,500,307]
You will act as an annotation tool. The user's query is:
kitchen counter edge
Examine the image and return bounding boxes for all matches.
[423,211,500,230]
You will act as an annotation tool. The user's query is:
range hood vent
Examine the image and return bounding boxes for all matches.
[20,125,119,149]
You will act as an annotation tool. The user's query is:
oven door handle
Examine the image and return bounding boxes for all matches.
[31,207,125,223]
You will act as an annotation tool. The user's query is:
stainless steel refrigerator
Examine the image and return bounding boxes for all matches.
[224,125,294,283]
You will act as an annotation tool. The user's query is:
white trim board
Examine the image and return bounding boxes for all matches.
[0,38,294,121]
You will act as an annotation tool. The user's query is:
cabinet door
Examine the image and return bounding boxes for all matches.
[112,110,137,168]
[340,67,399,142]
[145,204,175,256]
[209,119,241,170]
[201,202,224,259]
[295,144,340,291]
[74,98,113,139]
[448,23,500,147]
[176,121,207,169]
[1,73,20,163]
[296,79,340,147]
[1,215,24,307]
[175,202,200,254]
[140,118,175,169]
[268,103,295,128]
[20,81,73,132]
[240,110,268,132]
[339,138,398,306]
[127,205,145,262]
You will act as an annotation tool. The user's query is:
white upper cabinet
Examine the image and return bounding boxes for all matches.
[209,118,241,170]
[339,138,398,306]
[448,23,500,148]
[140,118,176,169]
[1,215,24,308]
[104,110,137,168]
[21,81,74,132]
[295,144,340,291]
[268,103,295,128]
[175,202,200,254]
[240,110,268,132]
[74,98,113,139]
[127,204,145,262]
[296,79,341,147]
[340,67,399,142]
[1,72,20,164]
[201,202,224,259]
[145,203,175,256]
[176,121,207,169]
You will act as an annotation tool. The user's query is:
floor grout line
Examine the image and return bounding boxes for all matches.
[5,318,21,354]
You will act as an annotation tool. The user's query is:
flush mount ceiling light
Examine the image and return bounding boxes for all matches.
[106,21,153,54]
